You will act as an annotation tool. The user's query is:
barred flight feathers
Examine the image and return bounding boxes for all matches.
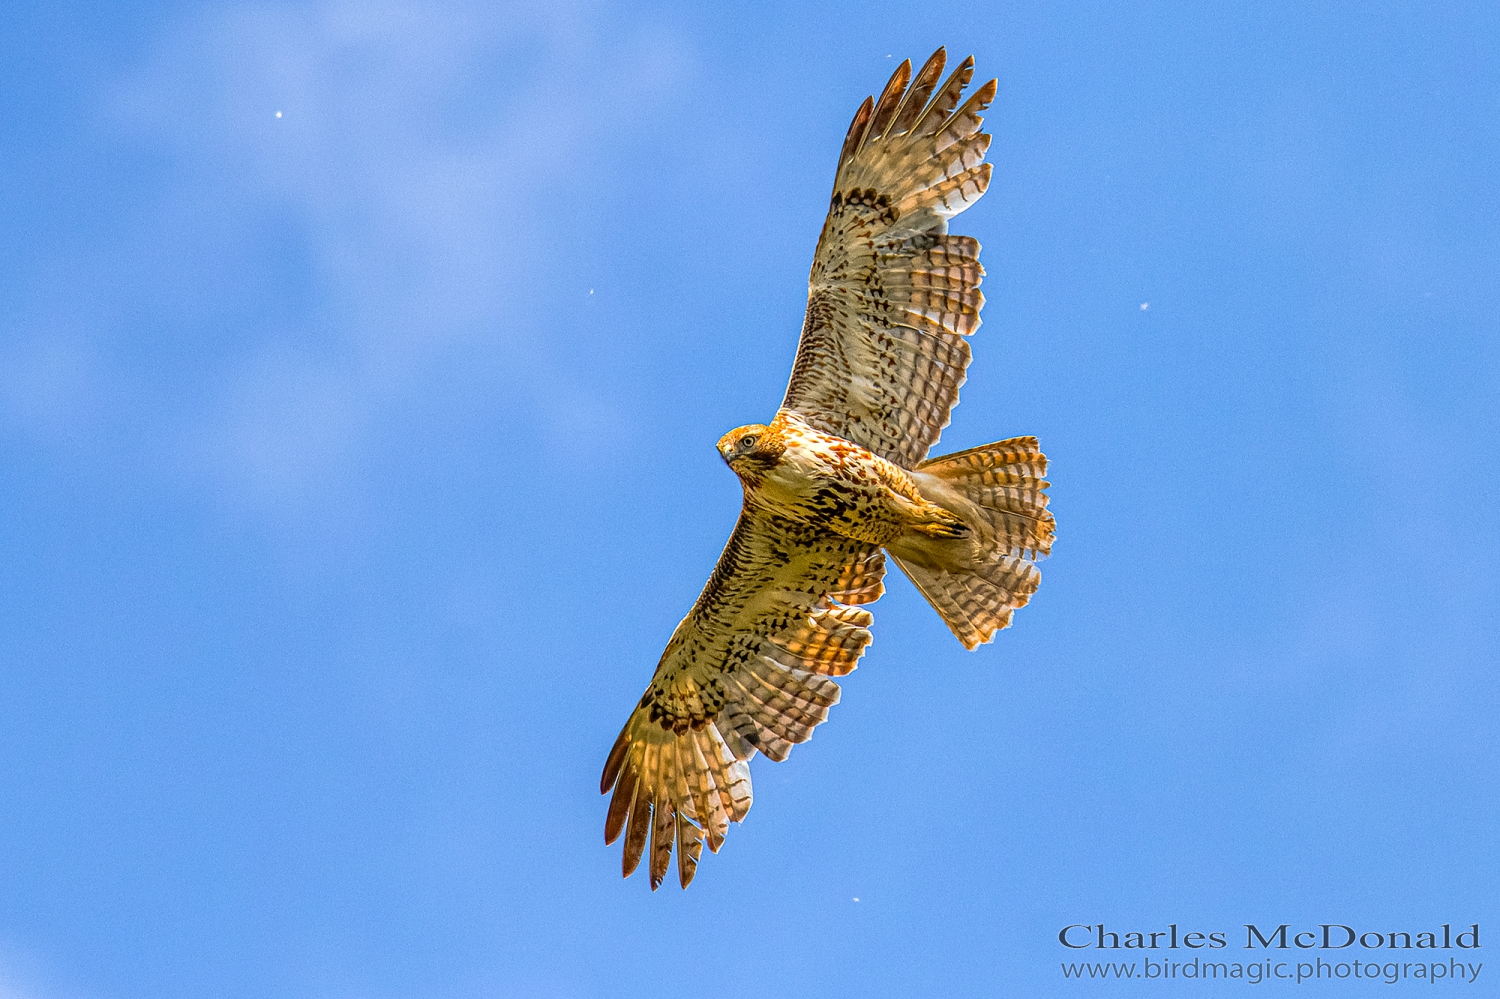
[781,47,998,468]
[601,508,886,889]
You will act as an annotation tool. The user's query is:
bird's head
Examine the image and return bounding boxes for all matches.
[716,423,784,483]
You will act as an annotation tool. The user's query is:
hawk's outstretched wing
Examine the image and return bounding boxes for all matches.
[781,48,996,468]
[601,507,885,889]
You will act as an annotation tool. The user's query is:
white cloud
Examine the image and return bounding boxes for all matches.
[91,0,692,506]
[0,945,80,999]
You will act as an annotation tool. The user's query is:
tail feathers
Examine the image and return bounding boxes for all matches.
[894,436,1054,648]
[916,435,1054,559]
[891,552,1042,649]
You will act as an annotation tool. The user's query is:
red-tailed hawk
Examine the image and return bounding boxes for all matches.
[602,48,1054,889]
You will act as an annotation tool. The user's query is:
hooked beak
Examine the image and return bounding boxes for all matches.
[715,432,739,465]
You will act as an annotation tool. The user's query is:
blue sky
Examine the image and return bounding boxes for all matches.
[2,1,1497,996]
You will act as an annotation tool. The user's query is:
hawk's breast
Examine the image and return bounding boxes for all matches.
[751,414,913,546]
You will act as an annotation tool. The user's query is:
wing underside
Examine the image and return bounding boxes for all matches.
[601,507,885,889]
[781,48,997,468]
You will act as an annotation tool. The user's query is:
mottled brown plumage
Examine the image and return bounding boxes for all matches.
[602,48,1054,890]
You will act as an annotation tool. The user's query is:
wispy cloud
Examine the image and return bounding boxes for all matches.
[14,0,693,506]
[0,944,79,999]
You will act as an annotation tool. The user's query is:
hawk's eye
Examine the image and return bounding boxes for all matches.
[739,435,759,451]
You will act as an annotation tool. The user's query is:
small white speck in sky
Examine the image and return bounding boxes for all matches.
[275,111,282,118]
[1140,302,1149,311]
[852,897,860,902]
[588,289,594,295]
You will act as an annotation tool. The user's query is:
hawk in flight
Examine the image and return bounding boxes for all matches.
[602,48,1054,889]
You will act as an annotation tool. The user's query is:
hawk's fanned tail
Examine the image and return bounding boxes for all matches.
[889,437,1054,649]
[917,436,1054,562]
